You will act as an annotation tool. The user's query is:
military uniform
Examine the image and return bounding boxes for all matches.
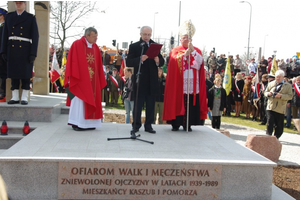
[1,10,39,104]
[0,8,7,100]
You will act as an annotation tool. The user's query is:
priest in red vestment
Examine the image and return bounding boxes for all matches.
[64,27,106,131]
[163,21,207,131]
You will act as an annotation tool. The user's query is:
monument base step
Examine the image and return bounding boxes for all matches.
[0,116,294,200]
[0,93,66,122]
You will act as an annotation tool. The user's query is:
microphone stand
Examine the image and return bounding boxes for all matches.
[108,42,154,144]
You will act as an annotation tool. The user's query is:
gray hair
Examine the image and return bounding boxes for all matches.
[140,26,152,34]
[85,27,97,36]
[275,69,284,77]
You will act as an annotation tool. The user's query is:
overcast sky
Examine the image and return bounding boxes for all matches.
[3,0,300,60]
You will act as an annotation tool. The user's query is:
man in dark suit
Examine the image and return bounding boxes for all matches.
[126,26,164,134]
[1,1,39,105]
[0,8,7,100]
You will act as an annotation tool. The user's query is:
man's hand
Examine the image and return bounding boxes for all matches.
[154,56,159,64]
[141,55,148,62]
[274,93,282,99]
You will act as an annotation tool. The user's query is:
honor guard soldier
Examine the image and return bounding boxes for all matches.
[1,1,39,105]
[0,8,8,100]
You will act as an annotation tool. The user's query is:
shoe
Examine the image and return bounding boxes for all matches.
[131,129,139,135]
[293,127,297,131]
[72,125,95,131]
[183,127,192,132]
[21,100,28,105]
[7,100,20,104]
[0,94,5,100]
[145,129,156,134]
[259,122,266,125]
[172,127,179,131]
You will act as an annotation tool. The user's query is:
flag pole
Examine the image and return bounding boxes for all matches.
[186,20,192,133]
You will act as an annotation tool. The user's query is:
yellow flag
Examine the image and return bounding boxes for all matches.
[62,51,67,66]
[223,58,232,95]
[270,56,278,75]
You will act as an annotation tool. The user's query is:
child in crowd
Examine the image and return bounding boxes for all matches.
[207,77,227,129]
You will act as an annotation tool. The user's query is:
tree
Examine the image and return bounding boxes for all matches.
[50,1,98,64]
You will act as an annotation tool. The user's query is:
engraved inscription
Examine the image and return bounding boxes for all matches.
[58,162,222,200]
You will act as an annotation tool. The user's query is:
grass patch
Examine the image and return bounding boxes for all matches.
[221,112,298,134]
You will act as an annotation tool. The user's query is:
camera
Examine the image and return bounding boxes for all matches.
[272,92,277,98]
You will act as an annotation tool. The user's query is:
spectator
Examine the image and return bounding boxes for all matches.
[248,58,258,76]
[217,54,226,72]
[288,57,299,78]
[259,56,268,75]
[258,74,269,125]
[154,67,165,124]
[207,77,226,129]
[233,72,244,117]
[122,68,134,124]
[290,76,300,130]
[108,68,121,107]
[233,54,243,76]
[264,70,293,139]
[278,59,287,76]
[242,76,252,119]
[208,53,217,73]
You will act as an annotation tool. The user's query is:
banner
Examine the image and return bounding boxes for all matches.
[223,58,231,95]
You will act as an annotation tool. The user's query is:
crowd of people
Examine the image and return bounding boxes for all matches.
[0,2,298,138]
[205,52,299,138]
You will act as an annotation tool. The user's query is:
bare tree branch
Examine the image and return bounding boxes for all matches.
[49,1,99,63]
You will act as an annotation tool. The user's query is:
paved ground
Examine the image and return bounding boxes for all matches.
[105,108,300,166]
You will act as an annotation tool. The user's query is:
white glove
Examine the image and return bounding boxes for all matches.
[107,88,109,91]
[118,88,120,91]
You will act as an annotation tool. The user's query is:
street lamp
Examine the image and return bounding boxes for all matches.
[153,12,158,40]
[263,34,268,56]
[240,1,252,60]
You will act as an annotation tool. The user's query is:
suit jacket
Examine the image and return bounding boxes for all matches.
[1,11,39,79]
[264,80,293,114]
[126,38,164,96]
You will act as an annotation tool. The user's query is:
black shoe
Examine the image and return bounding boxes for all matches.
[183,127,192,132]
[131,129,139,135]
[21,100,28,105]
[145,129,156,134]
[259,122,266,125]
[7,100,20,104]
[72,125,95,131]
[172,127,179,131]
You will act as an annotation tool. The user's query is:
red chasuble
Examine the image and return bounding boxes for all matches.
[163,46,208,121]
[64,36,106,119]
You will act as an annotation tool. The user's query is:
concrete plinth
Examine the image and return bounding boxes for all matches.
[0,115,282,200]
[0,94,295,200]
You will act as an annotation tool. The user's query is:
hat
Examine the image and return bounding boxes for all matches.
[0,8,7,15]
[246,76,252,80]
[268,57,272,60]
[112,68,118,71]
[178,20,196,38]
[267,74,275,78]
[250,71,254,73]
[221,69,224,72]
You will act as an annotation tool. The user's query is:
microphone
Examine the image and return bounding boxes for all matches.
[140,42,145,47]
